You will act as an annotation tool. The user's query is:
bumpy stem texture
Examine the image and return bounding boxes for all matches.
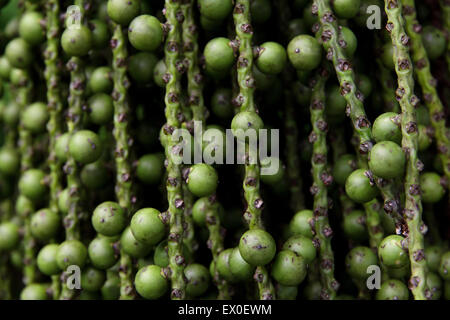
[384,0,427,300]
[233,0,275,300]
[402,0,450,191]
[163,0,187,300]
[309,69,338,300]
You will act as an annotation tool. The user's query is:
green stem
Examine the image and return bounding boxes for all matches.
[384,0,427,300]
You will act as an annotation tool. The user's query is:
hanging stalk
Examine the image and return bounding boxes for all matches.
[309,68,338,300]
[233,0,275,300]
[401,0,450,192]
[384,0,427,300]
[163,0,187,300]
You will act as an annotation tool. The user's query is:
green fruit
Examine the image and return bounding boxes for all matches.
[287,35,322,71]
[375,279,409,300]
[69,130,103,164]
[55,133,70,162]
[200,14,223,31]
[88,93,114,125]
[101,274,120,300]
[81,266,106,292]
[378,235,408,269]
[229,247,255,281]
[416,105,430,125]
[3,101,20,126]
[256,42,287,75]
[342,210,367,241]
[18,169,48,202]
[15,194,34,217]
[185,264,210,298]
[287,19,307,40]
[239,229,276,266]
[333,154,357,185]
[251,0,271,24]
[20,284,48,300]
[333,0,361,19]
[289,209,315,238]
[89,66,113,94]
[77,290,101,300]
[303,281,322,300]
[58,188,70,215]
[372,112,401,144]
[216,248,234,282]
[128,52,158,84]
[88,237,118,270]
[56,240,88,270]
[204,37,235,72]
[130,208,165,246]
[81,161,110,190]
[92,201,127,236]
[0,56,12,80]
[30,208,60,241]
[19,11,45,45]
[345,169,379,203]
[88,19,110,49]
[276,284,298,300]
[107,0,141,25]
[231,111,264,140]
[135,265,168,300]
[61,25,92,57]
[120,227,152,259]
[0,222,19,250]
[153,59,167,88]
[425,245,443,273]
[271,250,307,286]
[211,88,233,119]
[345,246,378,279]
[356,74,373,97]
[198,0,233,20]
[340,26,357,57]
[418,125,432,151]
[136,153,164,185]
[422,25,446,60]
[439,251,450,281]
[187,163,218,197]
[282,235,316,264]
[5,38,32,69]
[427,271,442,300]
[260,157,284,185]
[326,85,346,118]
[368,141,406,179]
[128,15,163,51]
[420,172,445,203]
[0,147,20,176]
[381,42,394,70]
[37,244,60,276]
[22,102,49,134]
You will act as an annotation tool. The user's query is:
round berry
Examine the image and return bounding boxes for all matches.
[18,169,48,202]
[0,222,19,251]
[282,235,316,264]
[107,0,140,26]
[372,112,402,144]
[81,266,106,292]
[289,209,315,238]
[333,154,357,185]
[19,11,45,45]
[88,93,114,125]
[345,246,378,279]
[69,130,103,164]
[5,38,33,69]
[135,265,168,300]
[128,15,163,51]
[92,201,127,237]
[37,244,60,276]
[61,25,92,57]
[287,35,322,71]
[136,153,164,185]
[22,102,49,134]
[130,208,165,246]
[378,235,409,269]
[128,52,158,84]
[342,210,367,241]
[256,42,287,75]
[204,37,235,72]
[271,250,307,286]
[239,229,276,266]
[345,169,379,203]
[30,208,60,241]
[375,279,409,300]
[56,240,88,270]
[88,66,113,94]
[187,163,218,197]
[229,247,255,282]
[420,172,445,203]
[120,227,152,259]
[88,237,118,270]
[185,263,210,297]
[198,0,233,21]
[368,141,406,179]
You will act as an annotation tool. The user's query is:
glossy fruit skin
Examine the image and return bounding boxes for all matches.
[88,237,118,270]
[282,235,316,264]
[372,112,401,144]
[378,235,408,269]
[61,26,92,57]
[37,244,60,276]
[345,169,379,203]
[128,52,158,84]
[19,11,45,45]
[342,210,367,241]
[368,141,406,179]
[88,67,113,94]
[229,247,255,282]
[135,265,168,300]
[211,88,233,119]
[427,271,443,300]
[185,264,210,297]
[30,208,60,241]
[333,0,361,18]
[130,208,165,246]
[422,26,446,60]
[340,26,357,57]
[375,279,409,300]
[289,209,315,238]
[231,111,264,140]
[69,130,103,164]
[88,93,114,125]
[20,284,48,300]
[381,42,395,70]
[216,248,234,282]
[88,19,110,49]
[332,154,357,185]
[92,201,127,237]
[81,267,106,292]
[18,169,48,202]
[256,42,287,75]
[420,172,445,203]
[5,38,33,69]
[136,153,164,185]
[271,250,307,286]
[287,35,322,71]
[345,246,378,279]
[56,240,88,270]
[22,102,49,134]
[120,227,152,259]
[81,161,110,190]
[187,163,218,197]
[101,274,120,300]
[325,85,346,118]
[204,37,235,73]
[55,133,70,162]
[251,0,271,24]
[0,57,11,80]
[0,147,20,176]
[153,59,166,88]
[239,229,276,266]
[198,0,233,20]
[107,0,140,25]
[418,125,432,151]
[0,222,19,250]
[128,15,163,52]
[153,239,192,267]
[439,251,450,281]
[425,245,443,273]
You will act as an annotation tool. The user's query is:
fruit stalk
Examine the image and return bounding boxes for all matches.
[384,0,427,300]
[233,0,275,300]
[163,0,187,300]
[309,68,338,300]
